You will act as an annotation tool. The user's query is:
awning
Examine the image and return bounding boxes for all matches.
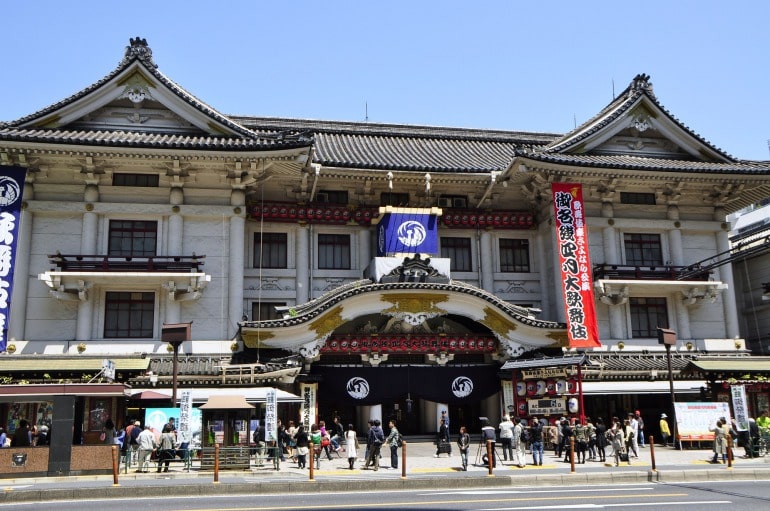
[687,357,770,373]
[199,395,255,410]
[0,357,149,372]
[128,387,302,403]
[579,380,706,395]
[0,383,131,402]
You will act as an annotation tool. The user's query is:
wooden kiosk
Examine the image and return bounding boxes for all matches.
[199,395,254,469]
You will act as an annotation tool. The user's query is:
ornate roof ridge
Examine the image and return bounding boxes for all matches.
[539,73,735,162]
[234,115,560,144]
[4,38,308,146]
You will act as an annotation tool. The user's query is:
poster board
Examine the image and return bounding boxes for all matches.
[674,402,731,441]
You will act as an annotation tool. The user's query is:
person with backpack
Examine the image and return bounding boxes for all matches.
[384,419,400,469]
[573,420,588,463]
[363,419,385,471]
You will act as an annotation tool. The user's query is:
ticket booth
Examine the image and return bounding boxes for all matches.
[199,395,254,469]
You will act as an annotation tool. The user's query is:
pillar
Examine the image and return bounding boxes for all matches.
[716,229,739,339]
[228,212,245,339]
[296,225,310,305]
[76,189,99,341]
[480,230,494,292]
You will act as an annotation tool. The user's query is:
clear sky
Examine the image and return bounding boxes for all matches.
[1,1,768,160]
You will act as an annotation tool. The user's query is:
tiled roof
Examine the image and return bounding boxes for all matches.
[0,38,312,153]
[0,127,312,151]
[543,74,736,162]
[236,116,558,173]
[516,151,770,174]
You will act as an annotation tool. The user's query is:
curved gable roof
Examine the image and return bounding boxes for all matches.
[542,73,735,163]
[0,37,312,153]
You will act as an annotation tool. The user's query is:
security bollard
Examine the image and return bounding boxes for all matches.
[309,442,315,481]
[649,435,656,471]
[401,441,407,479]
[727,434,733,468]
[487,440,494,476]
[112,445,120,486]
[569,436,575,473]
[213,444,220,484]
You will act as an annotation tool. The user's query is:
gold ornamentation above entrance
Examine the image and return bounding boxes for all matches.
[480,307,517,337]
[241,330,275,349]
[381,293,449,326]
[309,306,345,338]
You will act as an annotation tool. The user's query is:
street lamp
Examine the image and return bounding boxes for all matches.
[162,322,192,407]
[658,327,679,449]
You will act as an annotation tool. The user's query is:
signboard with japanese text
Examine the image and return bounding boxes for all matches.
[674,402,731,441]
[731,385,748,431]
[179,390,193,443]
[265,388,278,442]
[551,183,599,347]
[300,383,317,430]
[0,166,27,352]
[527,398,567,416]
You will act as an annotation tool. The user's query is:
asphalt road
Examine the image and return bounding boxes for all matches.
[1,481,769,511]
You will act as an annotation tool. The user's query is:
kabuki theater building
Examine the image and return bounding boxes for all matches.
[2,38,770,443]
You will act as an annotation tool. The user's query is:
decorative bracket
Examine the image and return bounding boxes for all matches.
[596,284,629,306]
[427,352,454,366]
[681,286,721,306]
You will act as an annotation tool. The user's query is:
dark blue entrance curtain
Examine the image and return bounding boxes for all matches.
[313,365,500,405]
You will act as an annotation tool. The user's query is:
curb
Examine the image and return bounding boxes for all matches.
[4,467,770,503]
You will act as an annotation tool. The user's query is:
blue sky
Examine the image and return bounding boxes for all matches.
[1,1,768,160]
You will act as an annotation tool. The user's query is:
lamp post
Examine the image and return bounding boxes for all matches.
[658,327,679,449]
[162,322,192,407]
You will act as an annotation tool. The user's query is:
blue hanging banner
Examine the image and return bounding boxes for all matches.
[0,166,27,352]
[375,207,440,257]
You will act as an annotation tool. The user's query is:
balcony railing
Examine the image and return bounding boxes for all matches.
[48,254,205,272]
[592,263,712,282]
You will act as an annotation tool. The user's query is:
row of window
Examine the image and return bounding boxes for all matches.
[255,233,531,272]
[104,292,668,339]
[105,221,665,271]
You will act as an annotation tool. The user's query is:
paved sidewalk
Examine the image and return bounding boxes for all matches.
[1,440,769,503]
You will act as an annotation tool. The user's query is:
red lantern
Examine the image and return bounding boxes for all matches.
[526,381,537,396]
[546,379,556,395]
[518,402,528,415]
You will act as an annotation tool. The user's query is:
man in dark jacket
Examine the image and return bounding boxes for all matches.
[363,419,385,470]
[529,416,544,466]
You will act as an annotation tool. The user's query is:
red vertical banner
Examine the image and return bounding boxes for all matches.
[551,183,600,348]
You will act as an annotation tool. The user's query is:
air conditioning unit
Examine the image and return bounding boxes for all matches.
[437,197,452,208]
[315,192,329,203]
[453,197,467,208]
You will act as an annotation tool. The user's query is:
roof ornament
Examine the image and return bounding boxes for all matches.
[120,37,158,68]
[630,73,655,98]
